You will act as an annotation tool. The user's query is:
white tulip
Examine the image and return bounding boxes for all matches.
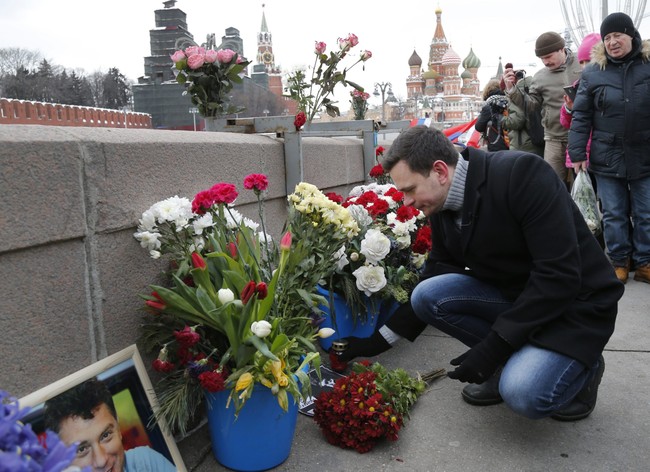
[217,288,235,304]
[317,327,336,338]
[251,320,272,338]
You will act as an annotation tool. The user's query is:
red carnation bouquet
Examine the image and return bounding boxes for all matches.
[313,361,445,453]
[321,146,431,315]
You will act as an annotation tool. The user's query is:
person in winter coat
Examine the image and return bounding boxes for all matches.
[560,32,601,169]
[475,79,509,151]
[568,12,650,285]
[501,72,544,157]
[504,32,583,189]
[382,125,623,422]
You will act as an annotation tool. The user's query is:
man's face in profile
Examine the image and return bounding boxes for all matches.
[57,403,125,472]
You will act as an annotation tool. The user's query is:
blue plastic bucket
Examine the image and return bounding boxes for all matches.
[316,285,384,351]
[205,386,298,471]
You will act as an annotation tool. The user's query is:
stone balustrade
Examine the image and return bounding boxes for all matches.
[0,124,372,398]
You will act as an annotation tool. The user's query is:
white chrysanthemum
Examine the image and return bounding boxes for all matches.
[352,264,387,296]
[242,217,259,231]
[139,209,156,231]
[192,212,214,235]
[151,196,193,226]
[134,231,161,251]
[387,212,417,232]
[360,228,391,264]
[224,209,243,229]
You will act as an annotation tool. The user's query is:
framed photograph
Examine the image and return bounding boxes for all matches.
[19,344,186,472]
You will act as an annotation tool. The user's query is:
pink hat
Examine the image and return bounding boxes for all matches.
[577,33,602,62]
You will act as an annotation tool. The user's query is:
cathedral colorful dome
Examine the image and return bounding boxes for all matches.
[441,47,461,66]
[408,50,423,67]
[462,47,481,69]
[461,69,472,79]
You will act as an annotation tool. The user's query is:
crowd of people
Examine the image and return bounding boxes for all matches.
[339,11,648,425]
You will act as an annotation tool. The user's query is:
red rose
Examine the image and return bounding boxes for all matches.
[199,370,227,392]
[294,111,306,130]
[375,146,385,157]
[243,173,269,192]
[174,325,200,348]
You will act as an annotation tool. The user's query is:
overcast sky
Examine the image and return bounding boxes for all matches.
[2,0,649,110]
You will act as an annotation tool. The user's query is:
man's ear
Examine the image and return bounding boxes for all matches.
[432,160,450,182]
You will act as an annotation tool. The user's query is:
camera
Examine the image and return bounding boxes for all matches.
[515,69,526,80]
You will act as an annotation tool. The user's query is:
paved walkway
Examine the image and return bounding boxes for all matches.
[179,275,649,472]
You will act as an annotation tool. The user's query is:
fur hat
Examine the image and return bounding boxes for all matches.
[600,12,636,39]
[577,33,602,62]
[535,32,565,57]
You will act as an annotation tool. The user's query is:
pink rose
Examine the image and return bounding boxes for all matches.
[204,49,218,63]
[347,34,359,47]
[360,50,372,61]
[216,49,236,63]
[170,50,185,63]
[339,33,359,51]
[187,54,205,70]
[184,46,204,57]
[314,41,327,55]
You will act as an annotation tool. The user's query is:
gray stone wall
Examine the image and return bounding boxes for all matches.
[0,125,368,397]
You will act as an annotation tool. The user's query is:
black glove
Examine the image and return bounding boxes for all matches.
[447,331,513,384]
[338,331,392,362]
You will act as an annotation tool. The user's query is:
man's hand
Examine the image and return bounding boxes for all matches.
[447,331,513,384]
[502,68,516,93]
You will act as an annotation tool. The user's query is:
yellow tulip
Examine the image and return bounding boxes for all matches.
[235,372,253,391]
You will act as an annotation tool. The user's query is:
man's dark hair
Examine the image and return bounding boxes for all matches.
[383,125,459,175]
[44,379,117,434]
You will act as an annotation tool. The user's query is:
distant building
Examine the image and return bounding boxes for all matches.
[132,1,296,130]
[405,6,483,122]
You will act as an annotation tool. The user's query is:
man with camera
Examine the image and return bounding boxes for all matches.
[503,31,582,189]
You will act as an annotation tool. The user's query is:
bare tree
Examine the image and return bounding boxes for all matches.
[0,47,44,76]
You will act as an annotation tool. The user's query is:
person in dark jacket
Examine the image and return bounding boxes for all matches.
[475,79,509,151]
[382,125,623,421]
[568,12,650,285]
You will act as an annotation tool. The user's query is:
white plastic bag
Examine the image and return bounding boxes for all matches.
[571,170,601,235]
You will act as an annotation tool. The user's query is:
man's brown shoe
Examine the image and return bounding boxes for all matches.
[614,266,629,283]
[633,264,650,284]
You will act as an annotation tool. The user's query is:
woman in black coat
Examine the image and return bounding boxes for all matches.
[475,79,509,151]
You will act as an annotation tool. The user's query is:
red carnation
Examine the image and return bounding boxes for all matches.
[174,325,200,348]
[375,146,385,157]
[209,183,238,204]
[395,205,419,222]
[152,358,175,373]
[369,164,385,179]
[191,189,215,215]
[367,198,389,216]
[385,187,404,202]
[412,225,432,254]
[198,370,227,392]
[243,173,269,193]
[325,192,344,203]
[294,111,306,130]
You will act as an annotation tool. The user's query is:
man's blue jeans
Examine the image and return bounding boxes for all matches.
[594,174,650,268]
[411,273,597,419]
